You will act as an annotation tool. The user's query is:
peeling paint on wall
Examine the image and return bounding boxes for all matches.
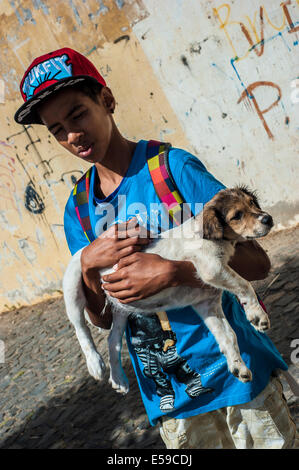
[133,0,299,222]
[0,0,188,311]
[18,238,37,264]
[1,0,149,101]
[0,0,297,312]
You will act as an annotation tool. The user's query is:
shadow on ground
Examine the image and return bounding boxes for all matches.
[254,253,299,365]
[0,234,298,449]
[0,356,162,449]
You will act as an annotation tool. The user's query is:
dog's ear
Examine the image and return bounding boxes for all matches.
[237,185,261,209]
[202,206,224,240]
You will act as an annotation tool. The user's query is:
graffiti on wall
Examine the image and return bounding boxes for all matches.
[213,0,299,139]
[0,121,87,275]
[4,124,84,218]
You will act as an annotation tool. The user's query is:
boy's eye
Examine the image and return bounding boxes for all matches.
[231,211,243,221]
[73,111,85,120]
[53,128,62,137]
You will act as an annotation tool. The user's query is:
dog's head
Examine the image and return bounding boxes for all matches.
[200,186,273,241]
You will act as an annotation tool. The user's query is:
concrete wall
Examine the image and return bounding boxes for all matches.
[0,0,298,311]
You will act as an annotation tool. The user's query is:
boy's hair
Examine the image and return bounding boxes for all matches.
[36,81,104,123]
[70,81,104,102]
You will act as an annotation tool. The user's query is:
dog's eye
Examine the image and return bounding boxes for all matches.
[231,211,243,221]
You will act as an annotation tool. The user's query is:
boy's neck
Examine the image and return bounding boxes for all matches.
[94,130,137,199]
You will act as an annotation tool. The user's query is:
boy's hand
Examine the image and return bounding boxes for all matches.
[102,252,210,303]
[102,252,174,303]
[81,218,151,274]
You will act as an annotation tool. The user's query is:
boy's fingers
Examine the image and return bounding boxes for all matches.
[117,253,139,268]
[117,238,148,251]
[103,281,128,292]
[117,245,142,259]
[117,217,138,231]
[116,219,139,239]
[123,227,153,240]
[101,218,153,240]
[109,290,138,301]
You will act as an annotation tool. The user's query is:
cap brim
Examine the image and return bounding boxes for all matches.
[14,76,101,125]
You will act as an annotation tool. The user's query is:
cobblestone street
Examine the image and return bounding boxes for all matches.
[0,226,298,449]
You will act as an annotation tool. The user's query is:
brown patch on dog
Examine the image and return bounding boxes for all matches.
[202,204,224,239]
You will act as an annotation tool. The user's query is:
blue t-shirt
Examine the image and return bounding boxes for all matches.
[64,140,287,426]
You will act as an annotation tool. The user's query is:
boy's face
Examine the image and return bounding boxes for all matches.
[38,86,114,164]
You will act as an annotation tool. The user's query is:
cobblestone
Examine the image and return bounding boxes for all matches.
[0,225,298,449]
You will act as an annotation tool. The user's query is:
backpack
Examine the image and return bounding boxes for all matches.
[72,140,192,242]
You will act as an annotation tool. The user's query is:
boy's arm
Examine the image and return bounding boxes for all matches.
[81,263,113,329]
[162,239,270,289]
[102,241,270,304]
[172,240,270,288]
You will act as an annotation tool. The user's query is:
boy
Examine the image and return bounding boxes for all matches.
[14,47,298,449]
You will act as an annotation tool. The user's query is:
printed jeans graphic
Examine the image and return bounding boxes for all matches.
[128,313,213,412]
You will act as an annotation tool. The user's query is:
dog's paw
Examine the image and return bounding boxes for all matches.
[109,371,129,395]
[229,359,252,383]
[244,304,270,332]
[86,352,106,381]
[250,311,270,332]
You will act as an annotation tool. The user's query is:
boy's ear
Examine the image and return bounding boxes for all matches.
[202,206,224,240]
[102,86,115,113]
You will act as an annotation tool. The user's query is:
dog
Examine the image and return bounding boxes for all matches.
[63,186,273,394]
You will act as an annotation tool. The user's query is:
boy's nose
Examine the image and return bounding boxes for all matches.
[67,132,82,145]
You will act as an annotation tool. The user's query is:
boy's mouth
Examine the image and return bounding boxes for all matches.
[78,144,93,158]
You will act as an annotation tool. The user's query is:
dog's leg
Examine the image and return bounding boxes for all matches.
[108,310,129,394]
[193,298,252,382]
[200,263,270,332]
[63,251,106,381]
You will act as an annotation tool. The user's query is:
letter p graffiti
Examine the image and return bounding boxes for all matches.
[238,81,282,139]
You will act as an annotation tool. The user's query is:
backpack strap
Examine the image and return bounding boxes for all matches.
[72,167,96,243]
[146,140,193,225]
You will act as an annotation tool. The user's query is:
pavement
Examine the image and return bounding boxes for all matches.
[0,225,298,449]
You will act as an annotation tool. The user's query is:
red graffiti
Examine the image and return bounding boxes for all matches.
[281,0,299,33]
[237,81,282,139]
[240,7,265,57]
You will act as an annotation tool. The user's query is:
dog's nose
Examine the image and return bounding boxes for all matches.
[261,214,273,226]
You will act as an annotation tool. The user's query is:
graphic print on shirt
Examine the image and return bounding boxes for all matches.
[128,311,214,412]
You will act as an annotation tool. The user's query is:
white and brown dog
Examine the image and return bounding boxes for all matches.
[63,186,274,394]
